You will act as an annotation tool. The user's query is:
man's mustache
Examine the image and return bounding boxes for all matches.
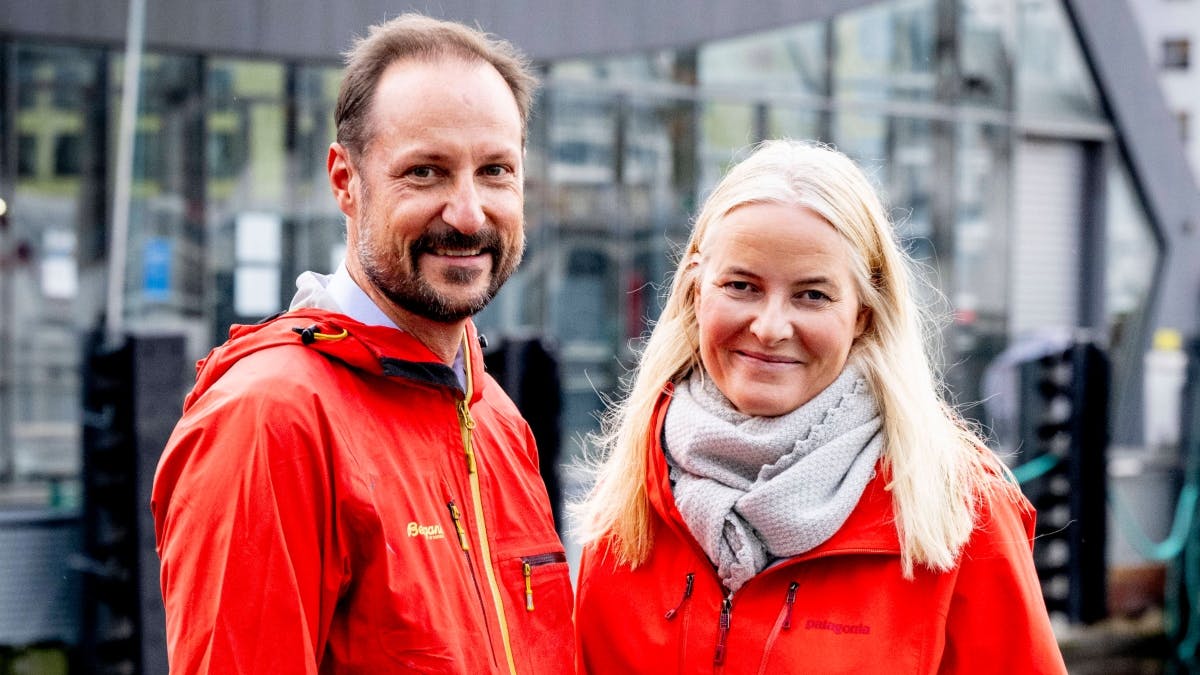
[411,226,502,254]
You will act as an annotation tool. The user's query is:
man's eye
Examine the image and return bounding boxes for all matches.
[409,166,435,179]
[482,165,508,177]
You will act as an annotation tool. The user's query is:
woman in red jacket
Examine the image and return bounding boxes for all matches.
[572,140,1067,674]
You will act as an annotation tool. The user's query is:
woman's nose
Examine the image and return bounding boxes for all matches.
[748,299,794,344]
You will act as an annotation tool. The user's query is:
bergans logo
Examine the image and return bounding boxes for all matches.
[804,618,871,635]
[407,522,446,541]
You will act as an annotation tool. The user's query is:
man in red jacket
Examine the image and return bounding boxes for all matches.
[151,14,575,674]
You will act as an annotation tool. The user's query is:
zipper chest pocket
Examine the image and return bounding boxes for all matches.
[756,581,801,675]
[665,572,695,620]
[520,552,567,611]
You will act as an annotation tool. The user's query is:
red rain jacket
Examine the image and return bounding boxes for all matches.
[152,310,575,674]
[576,392,1067,674]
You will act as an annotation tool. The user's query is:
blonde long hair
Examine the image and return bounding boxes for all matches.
[571,140,1011,577]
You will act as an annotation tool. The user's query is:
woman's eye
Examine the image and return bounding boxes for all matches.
[799,289,831,302]
[724,280,754,293]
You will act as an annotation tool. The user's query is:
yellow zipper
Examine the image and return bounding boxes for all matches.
[522,562,534,611]
[448,501,470,551]
[456,337,518,675]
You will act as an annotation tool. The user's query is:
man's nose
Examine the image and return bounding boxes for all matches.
[442,177,486,233]
[749,299,794,344]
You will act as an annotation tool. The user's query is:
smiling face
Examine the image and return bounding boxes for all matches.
[334,57,525,324]
[694,202,869,417]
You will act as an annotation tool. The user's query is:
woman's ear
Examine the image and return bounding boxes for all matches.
[855,305,872,339]
[683,253,704,297]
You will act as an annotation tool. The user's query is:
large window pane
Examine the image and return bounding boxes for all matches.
[290,65,346,282]
[961,0,1016,109]
[768,106,826,144]
[699,21,828,96]
[514,87,624,453]
[205,59,287,336]
[622,97,695,331]
[954,122,1011,331]
[699,101,756,194]
[832,111,889,170]
[1105,160,1160,343]
[2,44,104,498]
[1105,157,1162,446]
[547,50,680,85]
[950,122,1012,425]
[833,0,936,103]
[1016,0,1103,121]
[115,53,206,330]
[545,90,617,185]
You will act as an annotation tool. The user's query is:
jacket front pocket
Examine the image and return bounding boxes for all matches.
[518,552,566,611]
[500,550,575,673]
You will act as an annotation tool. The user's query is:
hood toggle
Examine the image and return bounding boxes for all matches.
[292,323,349,345]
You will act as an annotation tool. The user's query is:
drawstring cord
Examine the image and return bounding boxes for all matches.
[292,324,348,344]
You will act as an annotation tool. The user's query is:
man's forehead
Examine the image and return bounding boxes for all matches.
[370,59,518,116]
[375,55,507,94]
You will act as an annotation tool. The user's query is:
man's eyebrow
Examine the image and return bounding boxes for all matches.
[388,148,450,163]
[386,146,520,165]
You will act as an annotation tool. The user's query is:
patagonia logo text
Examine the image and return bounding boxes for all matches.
[407,522,446,541]
[804,618,871,636]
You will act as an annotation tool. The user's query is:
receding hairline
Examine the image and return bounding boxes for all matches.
[335,13,538,155]
[359,55,525,155]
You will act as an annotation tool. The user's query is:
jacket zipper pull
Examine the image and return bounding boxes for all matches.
[523,562,535,611]
[447,501,470,551]
[455,400,478,475]
[664,572,695,620]
[783,581,799,629]
[714,596,732,665]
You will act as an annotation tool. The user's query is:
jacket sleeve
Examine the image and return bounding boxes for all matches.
[152,380,344,675]
[938,490,1068,674]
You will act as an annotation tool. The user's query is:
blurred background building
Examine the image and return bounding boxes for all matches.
[1130,0,1200,191]
[1,0,1199,672]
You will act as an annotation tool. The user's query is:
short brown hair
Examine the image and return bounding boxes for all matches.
[335,13,538,157]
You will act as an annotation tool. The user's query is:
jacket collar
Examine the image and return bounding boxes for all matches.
[186,309,487,409]
[645,387,901,562]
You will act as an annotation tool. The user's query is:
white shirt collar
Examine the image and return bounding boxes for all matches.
[327,262,467,390]
[327,263,399,330]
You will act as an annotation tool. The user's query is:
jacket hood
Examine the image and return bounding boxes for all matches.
[185,309,488,409]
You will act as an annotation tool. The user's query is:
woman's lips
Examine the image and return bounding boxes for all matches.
[735,350,801,365]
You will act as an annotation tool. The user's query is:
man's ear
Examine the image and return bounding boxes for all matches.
[328,142,358,218]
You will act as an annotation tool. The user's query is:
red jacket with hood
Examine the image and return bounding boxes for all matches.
[152,310,575,674]
[575,392,1067,674]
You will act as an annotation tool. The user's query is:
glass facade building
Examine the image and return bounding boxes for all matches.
[5,2,1200,664]
[0,0,1174,511]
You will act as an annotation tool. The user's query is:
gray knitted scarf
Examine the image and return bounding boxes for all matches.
[664,364,883,593]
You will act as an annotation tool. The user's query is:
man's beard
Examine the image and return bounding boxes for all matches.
[356,214,525,324]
